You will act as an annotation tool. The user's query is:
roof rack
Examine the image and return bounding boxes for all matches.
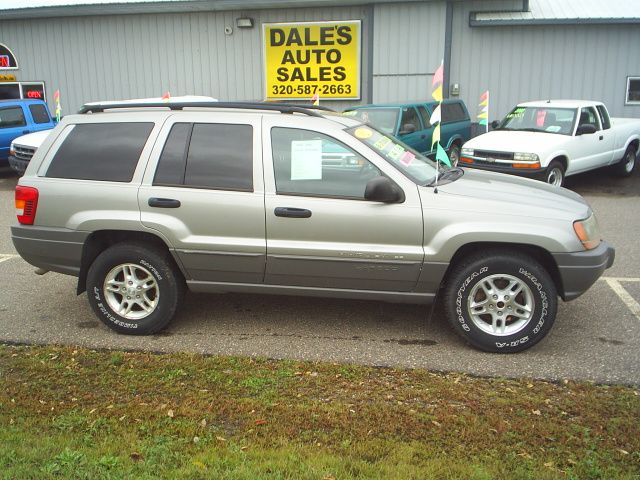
[78,101,335,117]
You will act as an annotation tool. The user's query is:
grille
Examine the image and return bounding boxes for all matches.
[474,150,514,161]
[13,145,36,161]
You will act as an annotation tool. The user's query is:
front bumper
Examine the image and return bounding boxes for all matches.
[8,154,28,175]
[460,160,545,178]
[552,241,615,301]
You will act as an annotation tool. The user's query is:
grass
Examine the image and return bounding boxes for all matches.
[0,344,639,479]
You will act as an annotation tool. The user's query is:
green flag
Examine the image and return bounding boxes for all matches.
[435,142,451,167]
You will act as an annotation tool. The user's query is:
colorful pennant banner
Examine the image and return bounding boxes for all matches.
[478,90,489,132]
[430,60,451,168]
[53,89,61,122]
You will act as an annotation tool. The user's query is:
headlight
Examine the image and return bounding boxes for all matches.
[461,147,473,156]
[573,214,601,250]
[513,152,539,162]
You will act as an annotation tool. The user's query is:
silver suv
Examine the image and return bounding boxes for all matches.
[11,102,614,353]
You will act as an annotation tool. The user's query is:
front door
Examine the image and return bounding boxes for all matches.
[0,105,29,160]
[262,116,424,292]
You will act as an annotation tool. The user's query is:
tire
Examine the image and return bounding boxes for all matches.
[448,143,461,167]
[612,145,637,177]
[544,160,565,187]
[86,243,184,335]
[443,250,558,353]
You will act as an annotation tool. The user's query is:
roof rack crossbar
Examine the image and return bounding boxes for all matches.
[78,101,335,117]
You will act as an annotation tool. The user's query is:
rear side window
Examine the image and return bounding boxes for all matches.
[0,106,26,128]
[154,123,253,191]
[29,104,51,124]
[46,123,153,182]
[441,103,468,123]
[596,105,611,130]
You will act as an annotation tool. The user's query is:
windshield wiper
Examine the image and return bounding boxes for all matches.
[426,167,464,186]
[515,128,543,132]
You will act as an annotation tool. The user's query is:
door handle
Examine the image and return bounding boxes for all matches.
[22,130,30,134]
[148,197,181,208]
[421,134,426,139]
[599,136,604,141]
[274,207,312,218]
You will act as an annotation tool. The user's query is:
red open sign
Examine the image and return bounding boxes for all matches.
[26,90,43,99]
[0,55,10,68]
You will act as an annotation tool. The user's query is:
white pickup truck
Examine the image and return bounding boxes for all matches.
[460,100,640,186]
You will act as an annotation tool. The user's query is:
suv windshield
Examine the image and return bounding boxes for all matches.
[497,106,577,135]
[344,108,399,134]
[346,124,438,185]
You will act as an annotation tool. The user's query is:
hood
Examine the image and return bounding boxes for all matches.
[464,130,569,154]
[11,129,53,149]
[437,168,590,220]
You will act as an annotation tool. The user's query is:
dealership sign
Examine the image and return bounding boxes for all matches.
[0,44,19,69]
[263,20,361,101]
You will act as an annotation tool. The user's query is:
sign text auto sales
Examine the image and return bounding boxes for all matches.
[263,21,361,100]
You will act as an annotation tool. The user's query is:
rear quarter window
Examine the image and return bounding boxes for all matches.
[442,103,469,123]
[46,122,154,182]
[29,104,51,124]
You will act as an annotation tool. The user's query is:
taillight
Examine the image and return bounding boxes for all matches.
[15,186,39,225]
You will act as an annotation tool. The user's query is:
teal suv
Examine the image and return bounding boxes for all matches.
[344,100,471,165]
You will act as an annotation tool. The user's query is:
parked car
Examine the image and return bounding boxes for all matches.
[8,129,52,175]
[0,99,55,167]
[12,101,614,353]
[343,100,471,165]
[460,100,640,186]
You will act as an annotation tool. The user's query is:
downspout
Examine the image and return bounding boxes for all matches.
[443,1,453,99]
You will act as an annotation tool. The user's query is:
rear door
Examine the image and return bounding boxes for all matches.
[262,115,424,292]
[139,112,266,284]
[0,104,29,160]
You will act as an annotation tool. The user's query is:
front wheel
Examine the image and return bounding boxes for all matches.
[544,160,565,187]
[443,250,558,353]
[86,243,184,335]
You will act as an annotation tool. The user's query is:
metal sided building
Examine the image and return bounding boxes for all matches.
[1,0,639,121]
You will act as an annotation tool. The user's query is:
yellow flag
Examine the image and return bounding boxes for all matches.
[480,99,488,106]
[431,85,443,102]
[432,124,441,149]
[477,112,488,119]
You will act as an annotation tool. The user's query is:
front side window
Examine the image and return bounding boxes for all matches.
[399,107,421,134]
[0,106,26,129]
[417,106,431,129]
[271,127,382,199]
[343,107,399,135]
[626,77,640,105]
[46,123,153,182]
[498,107,577,135]
[578,107,600,130]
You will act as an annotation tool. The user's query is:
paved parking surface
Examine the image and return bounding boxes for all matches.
[1,165,639,385]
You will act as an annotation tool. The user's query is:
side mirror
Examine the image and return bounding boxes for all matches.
[399,123,417,135]
[576,124,597,135]
[490,120,500,130]
[364,176,404,203]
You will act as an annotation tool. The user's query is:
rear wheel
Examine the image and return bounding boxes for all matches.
[612,145,636,177]
[86,243,184,335]
[443,250,558,353]
[544,160,565,187]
